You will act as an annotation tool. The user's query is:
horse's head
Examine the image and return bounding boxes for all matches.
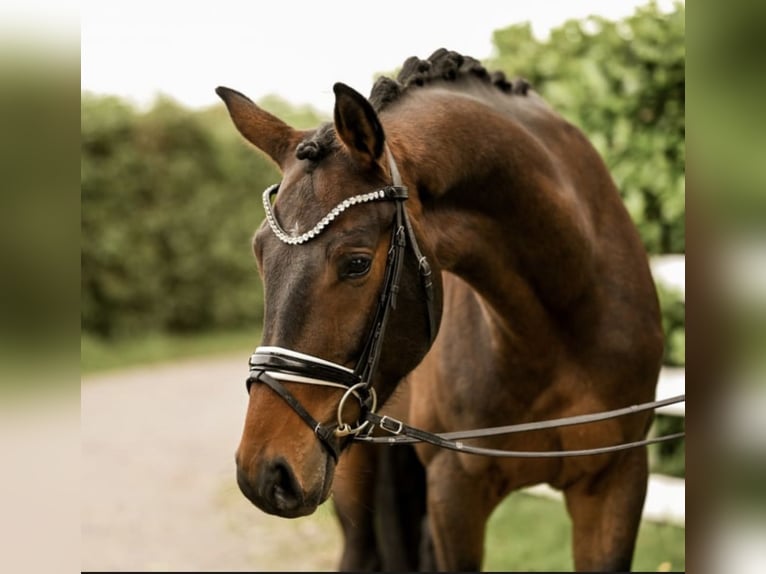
[217,83,442,517]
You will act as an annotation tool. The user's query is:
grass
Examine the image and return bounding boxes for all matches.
[484,493,684,572]
[81,328,260,375]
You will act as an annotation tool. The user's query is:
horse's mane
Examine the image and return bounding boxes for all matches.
[295,49,531,163]
[370,48,530,110]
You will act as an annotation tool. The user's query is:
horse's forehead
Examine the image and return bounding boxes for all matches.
[273,170,315,222]
[269,171,329,238]
[274,159,371,227]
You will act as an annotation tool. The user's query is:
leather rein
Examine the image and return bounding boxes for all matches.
[245,146,685,460]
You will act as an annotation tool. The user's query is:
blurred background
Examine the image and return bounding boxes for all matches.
[23,0,766,572]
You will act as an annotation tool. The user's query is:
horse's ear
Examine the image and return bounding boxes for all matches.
[333,82,385,169]
[215,86,300,169]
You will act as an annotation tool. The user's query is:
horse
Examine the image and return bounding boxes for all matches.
[217,49,665,572]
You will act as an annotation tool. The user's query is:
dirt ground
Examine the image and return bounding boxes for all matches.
[81,353,343,572]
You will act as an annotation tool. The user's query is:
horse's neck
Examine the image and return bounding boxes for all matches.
[386,91,601,324]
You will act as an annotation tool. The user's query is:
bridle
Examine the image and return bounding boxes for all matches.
[245,146,685,460]
[247,145,437,460]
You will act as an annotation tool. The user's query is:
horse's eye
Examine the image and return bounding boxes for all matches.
[341,256,372,279]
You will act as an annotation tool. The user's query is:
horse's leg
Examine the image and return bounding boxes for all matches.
[332,443,381,571]
[333,443,429,571]
[423,453,495,571]
[418,514,437,572]
[374,444,429,571]
[563,447,649,572]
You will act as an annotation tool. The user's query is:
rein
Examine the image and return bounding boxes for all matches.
[358,394,686,457]
[245,146,685,460]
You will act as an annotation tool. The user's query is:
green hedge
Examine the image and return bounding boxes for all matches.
[81,95,284,338]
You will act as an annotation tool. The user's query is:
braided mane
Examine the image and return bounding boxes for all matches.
[370,48,530,111]
[295,49,530,162]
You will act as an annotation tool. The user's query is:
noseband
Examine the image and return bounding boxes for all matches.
[246,146,437,460]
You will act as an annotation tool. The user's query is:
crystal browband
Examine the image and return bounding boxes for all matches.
[262,184,409,245]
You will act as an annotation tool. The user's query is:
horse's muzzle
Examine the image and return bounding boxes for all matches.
[236,455,332,518]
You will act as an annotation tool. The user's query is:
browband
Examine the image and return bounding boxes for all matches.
[262,184,408,246]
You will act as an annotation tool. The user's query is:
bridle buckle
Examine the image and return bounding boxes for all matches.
[379,415,404,435]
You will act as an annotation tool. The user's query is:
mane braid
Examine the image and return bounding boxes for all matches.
[369,48,531,112]
[295,122,338,165]
[295,49,532,161]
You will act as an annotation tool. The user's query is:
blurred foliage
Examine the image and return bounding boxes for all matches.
[652,283,685,477]
[650,413,685,477]
[81,94,326,339]
[1,42,80,394]
[691,0,766,227]
[690,3,766,570]
[490,0,685,254]
[657,283,685,367]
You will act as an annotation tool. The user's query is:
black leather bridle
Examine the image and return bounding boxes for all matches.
[245,146,686,460]
[246,146,437,460]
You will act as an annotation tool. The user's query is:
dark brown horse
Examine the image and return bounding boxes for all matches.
[217,49,664,572]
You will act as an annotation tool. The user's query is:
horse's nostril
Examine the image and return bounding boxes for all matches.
[270,458,302,509]
[236,456,308,516]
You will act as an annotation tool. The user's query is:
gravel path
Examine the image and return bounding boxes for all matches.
[81,353,342,572]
